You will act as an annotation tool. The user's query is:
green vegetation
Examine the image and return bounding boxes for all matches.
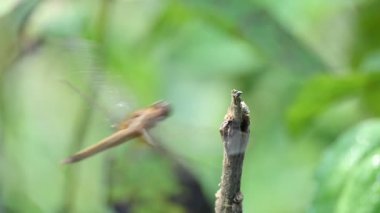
[0,0,379,212]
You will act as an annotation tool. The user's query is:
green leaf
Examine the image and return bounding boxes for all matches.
[287,74,366,134]
[336,148,380,213]
[311,120,380,213]
[363,72,380,116]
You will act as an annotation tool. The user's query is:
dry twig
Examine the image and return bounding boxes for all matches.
[215,89,250,213]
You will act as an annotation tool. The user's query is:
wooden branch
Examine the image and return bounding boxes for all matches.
[215,89,251,213]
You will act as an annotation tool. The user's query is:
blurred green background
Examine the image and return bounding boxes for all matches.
[1,0,380,212]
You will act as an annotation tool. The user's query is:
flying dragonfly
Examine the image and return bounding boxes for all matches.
[61,81,171,164]
[61,81,219,174]
[59,81,213,212]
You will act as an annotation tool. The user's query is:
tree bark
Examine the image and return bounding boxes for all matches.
[215,89,251,213]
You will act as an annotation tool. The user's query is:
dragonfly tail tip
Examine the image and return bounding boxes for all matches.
[61,158,75,164]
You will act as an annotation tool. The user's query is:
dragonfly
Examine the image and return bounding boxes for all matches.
[61,83,171,164]
[60,81,219,174]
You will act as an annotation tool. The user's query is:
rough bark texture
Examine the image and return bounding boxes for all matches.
[215,89,250,213]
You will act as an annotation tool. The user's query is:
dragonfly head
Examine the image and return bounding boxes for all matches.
[152,101,171,118]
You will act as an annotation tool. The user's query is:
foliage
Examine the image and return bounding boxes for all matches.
[0,0,379,212]
[311,120,380,213]
[287,72,380,135]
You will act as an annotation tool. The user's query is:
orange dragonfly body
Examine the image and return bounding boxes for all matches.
[62,101,170,164]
